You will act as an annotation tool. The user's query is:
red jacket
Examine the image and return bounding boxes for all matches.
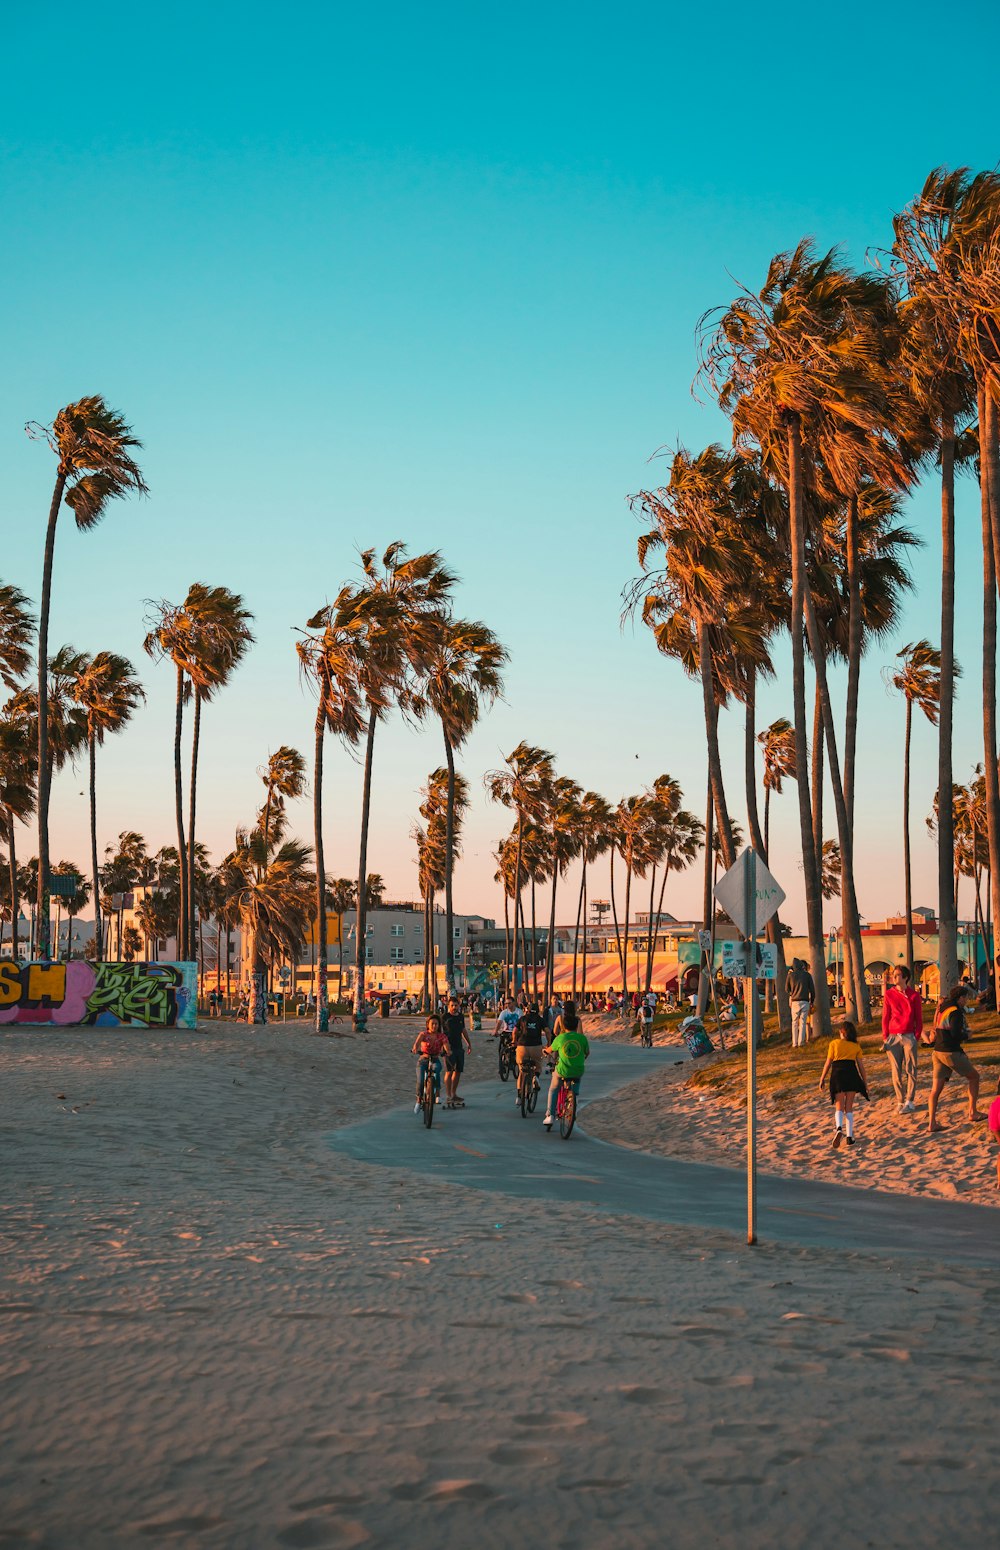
[881,985,922,1039]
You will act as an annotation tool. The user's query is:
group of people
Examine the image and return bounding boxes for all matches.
[411,995,591,1129]
[817,966,1000,1173]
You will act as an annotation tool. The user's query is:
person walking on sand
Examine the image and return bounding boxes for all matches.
[881,965,922,1114]
[786,958,815,1048]
[927,985,983,1133]
[988,1078,1000,1190]
[818,1018,869,1148]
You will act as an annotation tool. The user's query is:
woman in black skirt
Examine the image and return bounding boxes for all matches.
[817,1018,870,1148]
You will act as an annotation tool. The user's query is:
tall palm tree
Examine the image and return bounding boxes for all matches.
[700,243,914,1036]
[26,397,146,957]
[0,582,34,693]
[101,830,150,960]
[570,791,613,1001]
[758,718,796,860]
[543,776,582,1001]
[232,791,314,1025]
[890,641,945,975]
[298,598,365,1031]
[486,743,554,1001]
[411,617,507,991]
[325,878,356,1009]
[334,544,456,1027]
[67,651,145,961]
[0,712,35,961]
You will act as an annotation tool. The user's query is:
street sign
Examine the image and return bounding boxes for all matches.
[713,848,785,937]
[48,873,78,899]
[697,929,712,952]
[721,941,778,980]
[278,966,291,984]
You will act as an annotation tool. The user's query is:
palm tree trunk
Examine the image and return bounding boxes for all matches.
[173,665,189,963]
[932,428,960,994]
[512,813,525,998]
[225,924,231,1006]
[422,888,431,1011]
[744,675,790,1032]
[8,821,18,962]
[353,708,377,1028]
[803,587,870,1023]
[580,862,589,1004]
[787,418,832,1040]
[644,866,657,993]
[979,385,1000,1011]
[501,887,510,1002]
[903,697,914,977]
[622,860,634,998]
[530,879,539,1001]
[312,701,329,1033]
[609,849,625,988]
[763,786,771,861]
[572,862,585,1000]
[443,727,457,993]
[698,775,714,1016]
[811,678,824,875]
[696,619,735,869]
[546,844,559,1004]
[88,731,102,962]
[35,471,67,961]
[187,688,202,963]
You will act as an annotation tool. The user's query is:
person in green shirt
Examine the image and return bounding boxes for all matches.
[542,1002,590,1129]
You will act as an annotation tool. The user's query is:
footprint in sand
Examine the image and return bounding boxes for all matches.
[499,1292,538,1304]
[276,1519,369,1548]
[290,1495,366,1512]
[513,1410,587,1431]
[490,1443,558,1467]
[539,1278,586,1290]
[137,1515,228,1537]
[695,1374,755,1389]
[557,1478,631,1492]
[619,1385,669,1405]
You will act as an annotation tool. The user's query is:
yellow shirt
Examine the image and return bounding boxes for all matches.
[827,1038,862,1062]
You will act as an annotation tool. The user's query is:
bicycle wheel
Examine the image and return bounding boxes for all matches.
[559,1088,576,1139]
[527,1073,539,1113]
[422,1074,434,1128]
[519,1069,529,1118]
[499,1044,511,1081]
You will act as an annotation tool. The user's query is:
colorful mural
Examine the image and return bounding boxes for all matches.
[0,962,197,1028]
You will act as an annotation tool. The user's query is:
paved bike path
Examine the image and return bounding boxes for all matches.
[327,1042,1000,1266]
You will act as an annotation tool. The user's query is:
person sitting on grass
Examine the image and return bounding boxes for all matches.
[817,1018,869,1149]
[927,985,983,1134]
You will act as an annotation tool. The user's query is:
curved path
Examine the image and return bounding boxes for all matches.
[328,1042,1000,1266]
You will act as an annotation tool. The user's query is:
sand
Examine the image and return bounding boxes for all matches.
[2,1015,998,1549]
[585,1026,1000,1207]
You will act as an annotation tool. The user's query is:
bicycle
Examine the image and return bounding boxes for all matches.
[554,1075,577,1139]
[498,1029,515,1082]
[517,1054,540,1117]
[640,1019,653,1048]
[418,1057,441,1129]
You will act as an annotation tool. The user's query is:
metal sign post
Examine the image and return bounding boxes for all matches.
[744,849,757,1246]
[714,847,785,1249]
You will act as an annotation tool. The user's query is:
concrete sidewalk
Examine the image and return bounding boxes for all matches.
[327,1041,1000,1266]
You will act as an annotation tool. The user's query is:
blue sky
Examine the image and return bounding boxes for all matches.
[3,1,999,931]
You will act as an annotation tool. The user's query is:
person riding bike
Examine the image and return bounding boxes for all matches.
[494,999,521,1040]
[543,1001,590,1128]
[639,998,654,1044]
[514,1000,546,1106]
[412,1014,449,1113]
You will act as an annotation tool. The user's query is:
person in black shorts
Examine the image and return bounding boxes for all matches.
[443,995,472,1108]
[514,1001,546,1106]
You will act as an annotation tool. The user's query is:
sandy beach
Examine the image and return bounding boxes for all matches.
[585,1025,1000,1209]
[2,1016,999,1549]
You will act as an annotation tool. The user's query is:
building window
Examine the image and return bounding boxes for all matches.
[390,947,404,961]
[365,947,374,961]
[453,927,462,939]
[366,925,374,936]
[390,924,404,937]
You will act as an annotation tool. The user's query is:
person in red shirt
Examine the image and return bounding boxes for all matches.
[412,1015,449,1113]
[881,965,922,1113]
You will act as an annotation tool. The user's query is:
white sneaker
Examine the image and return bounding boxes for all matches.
[903,1101,916,1113]
[414,1102,421,1113]
[543,1114,553,1128]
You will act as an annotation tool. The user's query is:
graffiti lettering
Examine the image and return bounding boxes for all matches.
[85,964,183,1027]
[0,962,196,1028]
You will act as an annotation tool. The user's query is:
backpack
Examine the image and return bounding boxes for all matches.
[924,1006,949,1047]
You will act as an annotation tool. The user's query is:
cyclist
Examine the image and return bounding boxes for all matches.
[639,997,654,1044]
[493,998,521,1040]
[412,1014,449,1113]
[443,995,472,1108]
[543,1001,590,1128]
[514,1000,546,1106]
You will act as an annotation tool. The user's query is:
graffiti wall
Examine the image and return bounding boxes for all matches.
[0,962,197,1029]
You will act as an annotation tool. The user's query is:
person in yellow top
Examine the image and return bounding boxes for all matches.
[817,1019,870,1149]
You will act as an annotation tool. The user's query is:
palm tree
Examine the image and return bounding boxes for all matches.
[231,792,314,1025]
[26,397,146,957]
[325,878,356,1009]
[0,712,35,962]
[411,617,507,991]
[298,599,366,1031]
[486,743,554,1000]
[890,641,945,975]
[543,776,582,1002]
[700,244,916,1037]
[414,769,468,1006]
[0,582,34,693]
[569,791,613,1002]
[67,651,145,961]
[334,545,456,1027]
[50,860,89,959]
[758,719,796,860]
